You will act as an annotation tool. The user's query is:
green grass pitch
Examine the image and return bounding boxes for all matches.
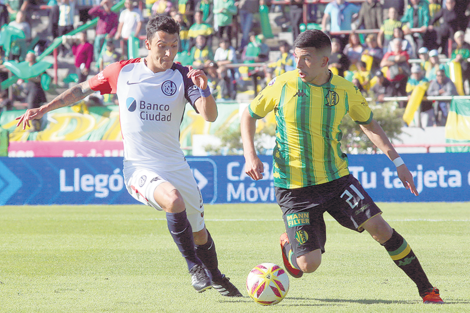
[1,203,469,312]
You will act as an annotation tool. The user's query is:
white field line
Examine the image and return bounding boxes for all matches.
[149,218,470,222]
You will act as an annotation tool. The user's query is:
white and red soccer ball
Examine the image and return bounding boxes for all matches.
[246,263,289,306]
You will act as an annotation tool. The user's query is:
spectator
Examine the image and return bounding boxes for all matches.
[425,49,441,81]
[343,31,364,71]
[21,51,47,130]
[289,0,303,46]
[195,0,214,25]
[46,0,60,39]
[188,10,214,51]
[236,0,260,54]
[214,0,237,46]
[380,38,410,107]
[428,0,441,27]
[406,63,433,127]
[387,27,415,58]
[329,37,349,77]
[100,40,119,104]
[242,32,269,95]
[450,30,470,89]
[214,37,237,99]
[57,0,75,57]
[0,90,13,112]
[321,0,360,49]
[362,34,383,74]
[382,0,405,20]
[454,0,469,32]
[189,35,214,70]
[418,47,431,72]
[174,13,190,52]
[76,0,99,25]
[400,0,430,50]
[72,32,93,83]
[352,61,371,95]
[5,0,29,22]
[0,3,10,30]
[428,0,458,54]
[114,0,143,59]
[207,62,232,100]
[371,70,394,102]
[266,40,296,82]
[427,68,458,125]
[151,0,173,16]
[9,10,30,40]
[378,7,402,51]
[355,0,383,30]
[100,39,120,71]
[89,0,119,62]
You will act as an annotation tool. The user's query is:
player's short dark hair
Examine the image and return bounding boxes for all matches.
[146,15,180,42]
[294,30,331,55]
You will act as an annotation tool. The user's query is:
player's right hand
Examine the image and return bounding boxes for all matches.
[16,108,45,130]
[244,156,264,181]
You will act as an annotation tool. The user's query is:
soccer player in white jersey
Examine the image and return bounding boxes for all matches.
[15,15,242,297]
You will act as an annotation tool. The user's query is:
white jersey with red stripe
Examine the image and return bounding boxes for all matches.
[89,58,201,171]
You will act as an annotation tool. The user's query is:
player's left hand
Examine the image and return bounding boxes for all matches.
[397,164,419,196]
[187,66,208,89]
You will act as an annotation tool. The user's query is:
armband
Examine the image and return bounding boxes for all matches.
[198,86,211,98]
[393,157,405,167]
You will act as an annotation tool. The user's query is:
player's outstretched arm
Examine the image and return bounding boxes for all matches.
[241,107,264,181]
[360,119,419,196]
[188,66,218,122]
[15,81,95,130]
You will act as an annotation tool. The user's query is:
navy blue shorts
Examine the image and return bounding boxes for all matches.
[276,174,382,258]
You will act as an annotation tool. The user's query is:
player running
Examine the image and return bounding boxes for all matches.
[16,15,242,297]
[240,29,443,304]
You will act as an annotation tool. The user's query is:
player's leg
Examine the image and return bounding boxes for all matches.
[277,185,326,278]
[125,169,211,292]
[363,215,443,304]
[173,169,242,297]
[330,174,443,304]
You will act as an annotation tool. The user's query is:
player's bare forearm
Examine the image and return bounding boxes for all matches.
[360,119,399,161]
[361,120,418,195]
[16,81,95,130]
[195,96,218,122]
[47,81,94,111]
[241,108,264,180]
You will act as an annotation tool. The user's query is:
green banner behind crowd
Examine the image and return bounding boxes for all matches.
[445,99,470,152]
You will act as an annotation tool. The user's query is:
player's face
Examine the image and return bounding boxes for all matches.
[294,47,328,84]
[146,31,179,72]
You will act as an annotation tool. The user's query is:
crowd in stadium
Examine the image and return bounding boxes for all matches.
[0,0,469,128]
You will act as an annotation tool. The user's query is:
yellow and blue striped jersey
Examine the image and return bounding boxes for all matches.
[248,70,373,189]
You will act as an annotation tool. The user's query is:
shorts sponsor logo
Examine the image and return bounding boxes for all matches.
[126,97,137,112]
[295,230,308,245]
[139,175,147,187]
[286,212,310,228]
[162,80,177,96]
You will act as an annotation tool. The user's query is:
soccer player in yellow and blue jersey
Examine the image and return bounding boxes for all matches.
[241,29,444,304]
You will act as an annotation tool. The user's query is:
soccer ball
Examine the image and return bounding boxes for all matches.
[246,263,289,306]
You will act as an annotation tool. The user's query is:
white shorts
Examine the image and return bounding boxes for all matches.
[124,165,205,232]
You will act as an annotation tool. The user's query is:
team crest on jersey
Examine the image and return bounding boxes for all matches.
[325,90,339,106]
[162,80,177,96]
[126,97,137,112]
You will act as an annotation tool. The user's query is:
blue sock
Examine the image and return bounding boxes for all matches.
[196,230,222,281]
[166,211,201,271]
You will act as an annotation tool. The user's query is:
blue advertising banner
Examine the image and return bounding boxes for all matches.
[1,154,469,205]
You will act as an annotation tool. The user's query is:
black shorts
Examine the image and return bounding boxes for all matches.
[276,174,382,258]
